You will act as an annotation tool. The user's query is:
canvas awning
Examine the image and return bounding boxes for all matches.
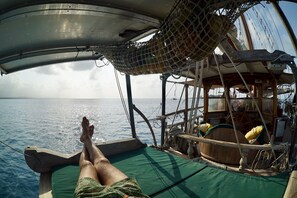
[0,0,175,75]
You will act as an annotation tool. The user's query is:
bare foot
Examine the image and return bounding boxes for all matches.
[80,117,95,142]
[80,117,90,143]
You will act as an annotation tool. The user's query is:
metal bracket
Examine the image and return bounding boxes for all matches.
[0,65,7,75]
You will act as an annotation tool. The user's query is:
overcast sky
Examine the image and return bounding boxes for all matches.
[0,61,166,98]
[0,2,296,99]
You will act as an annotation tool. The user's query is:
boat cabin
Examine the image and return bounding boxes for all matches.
[204,73,288,138]
[164,46,296,167]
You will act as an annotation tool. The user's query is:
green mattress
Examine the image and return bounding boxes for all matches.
[51,147,289,198]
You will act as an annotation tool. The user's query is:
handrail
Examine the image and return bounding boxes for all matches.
[161,106,203,117]
[133,104,157,146]
[177,134,288,151]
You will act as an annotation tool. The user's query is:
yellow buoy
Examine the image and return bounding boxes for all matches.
[198,123,213,133]
[245,125,263,141]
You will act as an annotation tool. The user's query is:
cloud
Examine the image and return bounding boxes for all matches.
[0,60,167,99]
[131,74,162,98]
[34,60,96,76]
[35,65,65,75]
[69,61,95,71]
[0,72,45,98]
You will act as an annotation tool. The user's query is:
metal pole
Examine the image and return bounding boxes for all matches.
[133,104,157,146]
[125,74,137,138]
[161,74,169,146]
[184,84,189,132]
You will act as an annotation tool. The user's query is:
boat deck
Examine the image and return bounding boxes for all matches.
[50,147,289,198]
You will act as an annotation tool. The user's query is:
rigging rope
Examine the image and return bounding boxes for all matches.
[267,5,285,51]
[252,6,276,50]
[114,69,130,124]
[0,140,40,162]
[166,82,176,98]
[163,67,190,147]
[0,140,25,157]
[213,52,244,158]
[168,68,190,131]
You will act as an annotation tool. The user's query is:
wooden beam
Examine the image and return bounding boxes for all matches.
[25,138,146,173]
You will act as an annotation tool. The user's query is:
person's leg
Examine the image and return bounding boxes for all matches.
[81,117,128,186]
[78,146,99,181]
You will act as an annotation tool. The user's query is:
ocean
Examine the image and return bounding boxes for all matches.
[0,98,183,197]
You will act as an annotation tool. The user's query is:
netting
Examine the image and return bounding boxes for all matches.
[94,0,258,75]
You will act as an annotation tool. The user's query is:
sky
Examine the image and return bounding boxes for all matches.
[0,61,165,98]
[0,2,296,99]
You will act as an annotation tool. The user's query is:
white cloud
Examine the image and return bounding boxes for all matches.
[131,74,162,98]
[35,63,70,75]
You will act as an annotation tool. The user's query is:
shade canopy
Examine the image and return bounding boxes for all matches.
[0,0,175,75]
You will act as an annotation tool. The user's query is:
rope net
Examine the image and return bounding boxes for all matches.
[94,0,258,75]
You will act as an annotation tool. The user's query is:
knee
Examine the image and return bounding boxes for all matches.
[94,157,110,167]
[80,159,93,169]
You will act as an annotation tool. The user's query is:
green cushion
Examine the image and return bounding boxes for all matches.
[52,165,80,198]
[51,147,289,198]
[51,147,206,198]
[155,166,289,198]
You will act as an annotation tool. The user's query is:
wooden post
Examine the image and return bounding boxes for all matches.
[204,84,210,121]
[239,149,248,171]
[187,140,194,158]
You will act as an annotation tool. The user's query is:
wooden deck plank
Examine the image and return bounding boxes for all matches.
[39,172,52,198]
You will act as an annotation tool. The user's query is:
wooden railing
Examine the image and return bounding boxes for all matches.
[177,134,289,171]
[160,107,203,131]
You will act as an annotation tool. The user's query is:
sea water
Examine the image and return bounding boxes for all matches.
[0,98,183,197]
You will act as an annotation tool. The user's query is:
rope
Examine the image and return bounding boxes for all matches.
[0,140,24,156]
[166,82,176,98]
[266,5,285,51]
[168,68,190,132]
[213,53,244,158]
[219,44,276,159]
[114,69,130,124]
[0,140,39,162]
[146,103,162,120]
[252,6,276,50]
[163,67,190,146]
